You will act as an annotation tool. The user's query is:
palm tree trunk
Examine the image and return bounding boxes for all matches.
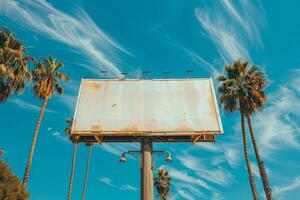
[22,98,48,187]
[241,111,259,200]
[68,142,78,200]
[246,113,272,200]
[81,144,93,200]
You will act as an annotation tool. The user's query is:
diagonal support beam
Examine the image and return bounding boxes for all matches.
[191,134,204,144]
[94,135,103,143]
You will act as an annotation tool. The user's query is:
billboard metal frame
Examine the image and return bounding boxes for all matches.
[69,78,223,143]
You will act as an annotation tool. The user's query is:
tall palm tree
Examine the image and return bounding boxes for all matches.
[244,69,272,200]
[0,28,32,102]
[240,104,258,200]
[82,143,93,200]
[67,135,79,200]
[218,59,272,199]
[154,168,171,200]
[22,56,70,187]
[217,60,261,200]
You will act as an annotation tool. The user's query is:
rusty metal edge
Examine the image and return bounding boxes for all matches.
[71,78,224,136]
[80,78,214,81]
[75,135,216,143]
[70,130,222,136]
[71,79,84,133]
[209,78,224,134]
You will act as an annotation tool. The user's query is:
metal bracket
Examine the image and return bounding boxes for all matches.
[94,135,103,143]
[191,134,204,144]
[70,135,80,144]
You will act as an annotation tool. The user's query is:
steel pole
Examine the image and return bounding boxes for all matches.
[140,139,153,200]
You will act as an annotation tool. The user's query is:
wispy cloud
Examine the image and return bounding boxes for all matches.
[98,176,138,192]
[194,141,241,168]
[180,47,220,77]
[162,165,212,191]
[223,146,241,167]
[174,182,206,199]
[250,162,260,178]
[9,98,56,113]
[273,176,300,199]
[119,184,139,191]
[221,0,266,47]
[165,35,221,77]
[211,192,225,200]
[171,133,244,199]
[162,164,225,200]
[0,0,131,77]
[97,143,138,159]
[98,176,113,186]
[195,0,266,64]
[253,74,300,156]
[48,127,70,143]
[59,93,77,111]
[177,154,234,186]
[177,189,195,200]
[194,142,222,153]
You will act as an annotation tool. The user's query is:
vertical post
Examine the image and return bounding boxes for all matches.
[140,138,153,200]
[82,143,93,200]
[68,136,79,200]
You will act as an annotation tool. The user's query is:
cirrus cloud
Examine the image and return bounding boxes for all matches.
[0,0,132,77]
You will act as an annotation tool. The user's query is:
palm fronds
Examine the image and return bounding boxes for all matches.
[0,28,32,102]
[217,59,267,114]
[32,56,70,99]
[154,168,171,200]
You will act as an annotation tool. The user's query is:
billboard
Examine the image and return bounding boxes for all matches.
[71,78,223,142]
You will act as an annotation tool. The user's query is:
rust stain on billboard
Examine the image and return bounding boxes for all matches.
[84,81,102,91]
[90,124,103,131]
[119,124,139,132]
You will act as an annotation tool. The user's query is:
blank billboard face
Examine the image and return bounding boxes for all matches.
[71,79,223,136]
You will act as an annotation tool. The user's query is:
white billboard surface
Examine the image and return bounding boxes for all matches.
[71,79,223,136]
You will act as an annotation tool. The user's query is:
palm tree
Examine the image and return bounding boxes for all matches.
[67,135,79,200]
[82,143,93,200]
[244,69,272,200]
[22,56,70,187]
[0,28,32,102]
[217,59,260,200]
[154,168,171,200]
[218,59,272,199]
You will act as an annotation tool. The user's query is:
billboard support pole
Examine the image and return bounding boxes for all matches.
[140,138,153,200]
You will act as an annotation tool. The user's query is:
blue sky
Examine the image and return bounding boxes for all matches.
[1,0,300,199]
